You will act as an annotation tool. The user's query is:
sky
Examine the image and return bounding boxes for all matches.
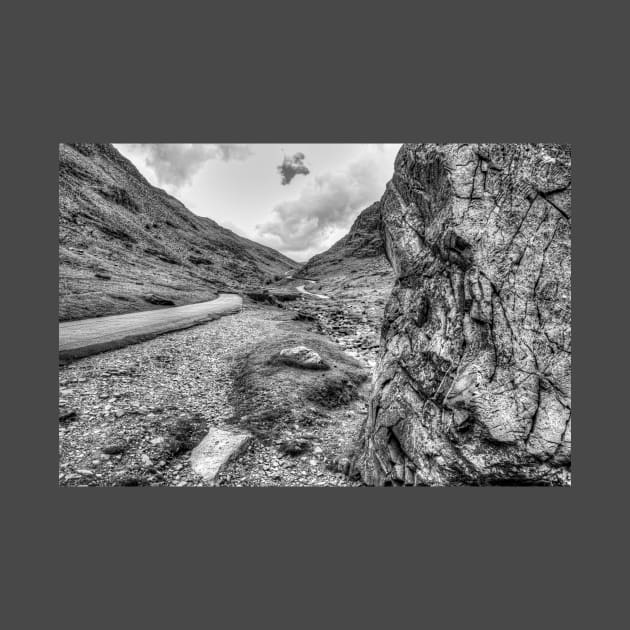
[114,143,401,262]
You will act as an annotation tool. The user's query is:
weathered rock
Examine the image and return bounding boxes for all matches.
[278,345,330,370]
[190,427,252,483]
[359,144,571,486]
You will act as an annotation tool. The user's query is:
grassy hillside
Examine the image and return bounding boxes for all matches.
[59,143,297,320]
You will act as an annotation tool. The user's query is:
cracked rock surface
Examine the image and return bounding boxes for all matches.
[358,143,571,486]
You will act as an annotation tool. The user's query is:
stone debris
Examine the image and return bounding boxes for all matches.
[59,305,364,487]
[283,299,382,369]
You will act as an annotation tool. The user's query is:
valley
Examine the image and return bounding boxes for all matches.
[59,143,572,487]
[59,143,297,321]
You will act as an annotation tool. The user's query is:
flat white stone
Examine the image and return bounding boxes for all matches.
[190,427,252,483]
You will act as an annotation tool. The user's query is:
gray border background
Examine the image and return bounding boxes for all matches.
[6,0,620,627]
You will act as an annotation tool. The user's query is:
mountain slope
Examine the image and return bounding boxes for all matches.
[59,143,297,320]
[296,202,394,303]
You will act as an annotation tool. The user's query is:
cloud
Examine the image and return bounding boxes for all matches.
[133,143,252,189]
[277,152,310,185]
[215,144,253,161]
[257,153,389,257]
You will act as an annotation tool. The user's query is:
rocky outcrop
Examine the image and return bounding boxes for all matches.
[359,144,571,486]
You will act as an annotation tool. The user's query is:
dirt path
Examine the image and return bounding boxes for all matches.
[59,303,364,487]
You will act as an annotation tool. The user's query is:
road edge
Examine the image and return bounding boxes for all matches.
[59,310,238,365]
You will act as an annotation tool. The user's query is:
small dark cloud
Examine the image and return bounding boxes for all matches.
[258,153,387,257]
[277,152,310,185]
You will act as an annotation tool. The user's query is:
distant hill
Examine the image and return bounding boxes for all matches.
[299,202,384,272]
[296,202,394,302]
[59,143,297,320]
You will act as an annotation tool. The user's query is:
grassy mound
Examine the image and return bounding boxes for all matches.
[228,331,368,440]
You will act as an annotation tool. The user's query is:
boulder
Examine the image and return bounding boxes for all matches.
[190,427,252,484]
[278,346,330,370]
[359,144,571,486]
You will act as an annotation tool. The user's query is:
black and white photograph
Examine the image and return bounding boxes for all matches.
[12,0,624,624]
[58,143,571,487]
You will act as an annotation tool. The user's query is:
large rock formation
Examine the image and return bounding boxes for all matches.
[59,143,296,320]
[359,144,571,486]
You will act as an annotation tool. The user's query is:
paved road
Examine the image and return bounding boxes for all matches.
[59,293,242,362]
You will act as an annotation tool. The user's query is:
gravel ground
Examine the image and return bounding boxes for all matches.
[59,303,366,487]
[282,297,383,369]
[215,388,367,487]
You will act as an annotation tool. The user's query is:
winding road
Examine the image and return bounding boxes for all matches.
[59,293,243,362]
[296,280,330,300]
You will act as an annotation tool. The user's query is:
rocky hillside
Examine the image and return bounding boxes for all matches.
[299,202,386,273]
[281,203,396,370]
[294,202,394,316]
[357,143,571,486]
[297,202,394,293]
[59,143,297,320]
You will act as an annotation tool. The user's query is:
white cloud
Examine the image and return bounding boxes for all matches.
[256,152,391,257]
[131,143,252,189]
[114,142,401,261]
